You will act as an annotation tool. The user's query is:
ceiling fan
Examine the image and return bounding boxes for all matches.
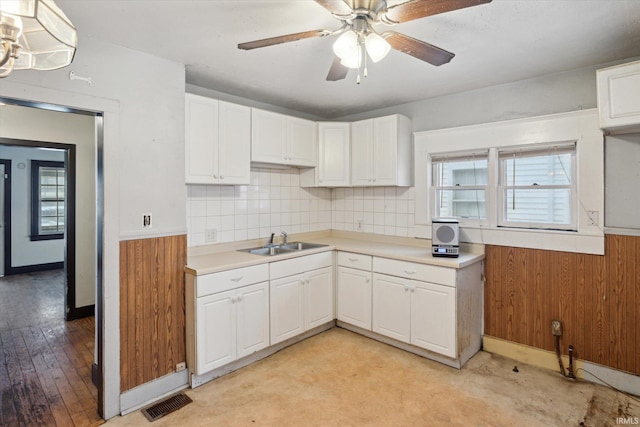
[238,0,492,83]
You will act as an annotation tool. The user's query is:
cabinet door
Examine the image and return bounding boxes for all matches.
[351,119,373,186]
[236,281,270,358]
[318,122,350,187]
[288,117,316,167]
[196,289,236,373]
[337,266,372,330]
[411,281,456,358]
[218,101,251,185]
[597,60,640,132]
[251,109,287,164]
[372,115,398,186]
[270,274,305,345]
[305,266,334,330]
[185,94,218,184]
[372,273,411,343]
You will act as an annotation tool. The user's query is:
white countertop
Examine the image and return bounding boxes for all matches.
[186,231,484,276]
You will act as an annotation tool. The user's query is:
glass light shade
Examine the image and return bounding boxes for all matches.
[340,45,362,69]
[0,0,77,73]
[365,32,391,63]
[332,30,358,60]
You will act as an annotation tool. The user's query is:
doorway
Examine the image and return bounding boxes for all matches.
[0,100,103,419]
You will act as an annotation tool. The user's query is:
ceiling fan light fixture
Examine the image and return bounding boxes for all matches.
[0,0,77,78]
[365,32,390,63]
[340,44,361,69]
[332,29,358,60]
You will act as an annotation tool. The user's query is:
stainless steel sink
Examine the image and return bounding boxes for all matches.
[238,242,328,256]
[280,242,328,251]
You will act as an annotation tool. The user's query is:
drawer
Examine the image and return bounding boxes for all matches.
[197,263,269,297]
[338,251,372,271]
[373,257,456,287]
[270,251,332,280]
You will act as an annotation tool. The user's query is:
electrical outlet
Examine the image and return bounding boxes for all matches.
[142,213,152,229]
[205,228,217,243]
[587,210,599,226]
[551,320,562,336]
[176,362,186,372]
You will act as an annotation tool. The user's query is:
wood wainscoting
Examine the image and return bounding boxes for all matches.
[484,234,640,375]
[119,234,187,392]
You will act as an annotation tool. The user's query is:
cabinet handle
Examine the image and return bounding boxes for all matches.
[231,297,236,303]
[237,295,243,302]
[348,258,358,262]
[220,175,224,180]
[410,286,415,293]
[213,174,218,179]
[404,286,409,292]
[404,270,416,275]
[366,278,370,283]
[230,276,243,282]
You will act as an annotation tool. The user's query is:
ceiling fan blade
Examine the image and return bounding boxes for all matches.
[238,29,330,50]
[384,32,454,66]
[383,0,491,24]
[314,0,354,17]
[326,56,349,81]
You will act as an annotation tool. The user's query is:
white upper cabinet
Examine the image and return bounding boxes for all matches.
[303,122,351,187]
[251,108,317,167]
[597,60,640,134]
[351,114,412,187]
[185,94,251,185]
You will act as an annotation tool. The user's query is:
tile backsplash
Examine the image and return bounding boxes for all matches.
[186,167,416,247]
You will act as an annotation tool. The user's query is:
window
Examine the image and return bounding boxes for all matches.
[31,160,65,241]
[431,152,488,221]
[498,143,576,230]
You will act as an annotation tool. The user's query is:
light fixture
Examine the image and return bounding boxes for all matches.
[0,0,77,78]
[331,18,391,81]
[365,32,391,63]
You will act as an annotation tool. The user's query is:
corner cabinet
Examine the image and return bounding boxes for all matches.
[185,94,251,185]
[351,114,412,186]
[301,122,350,187]
[597,60,640,134]
[269,252,334,345]
[251,108,317,167]
[186,264,270,375]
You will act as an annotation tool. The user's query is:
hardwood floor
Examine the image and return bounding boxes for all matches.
[0,270,103,426]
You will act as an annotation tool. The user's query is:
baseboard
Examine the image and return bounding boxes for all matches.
[483,336,640,396]
[120,370,189,415]
[5,261,63,275]
[67,304,95,320]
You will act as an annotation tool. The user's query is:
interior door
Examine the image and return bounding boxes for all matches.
[0,163,4,276]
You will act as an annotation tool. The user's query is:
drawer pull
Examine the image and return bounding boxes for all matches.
[404,270,416,275]
[348,258,358,262]
[230,276,243,282]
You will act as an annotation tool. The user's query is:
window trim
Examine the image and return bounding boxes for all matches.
[414,109,605,255]
[30,160,65,241]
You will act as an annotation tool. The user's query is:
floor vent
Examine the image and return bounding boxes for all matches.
[141,392,193,422]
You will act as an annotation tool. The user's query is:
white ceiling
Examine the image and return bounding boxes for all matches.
[56,0,640,118]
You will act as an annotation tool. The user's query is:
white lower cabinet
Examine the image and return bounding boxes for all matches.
[337,266,372,330]
[196,282,269,372]
[372,273,455,357]
[186,263,270,377]
[270,252,334,345]
[196,281,269,374]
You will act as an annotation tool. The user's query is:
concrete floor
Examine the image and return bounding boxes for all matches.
[107,328,639,426]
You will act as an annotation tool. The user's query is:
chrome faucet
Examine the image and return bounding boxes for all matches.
[281,231,288,244]
[268,233,275,246]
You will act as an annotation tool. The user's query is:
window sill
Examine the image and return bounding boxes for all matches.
[415,224,604,255]
[30,233,64,241]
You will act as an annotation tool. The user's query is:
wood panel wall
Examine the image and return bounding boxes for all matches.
[119,234,187,392]
[484,234,640,375]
